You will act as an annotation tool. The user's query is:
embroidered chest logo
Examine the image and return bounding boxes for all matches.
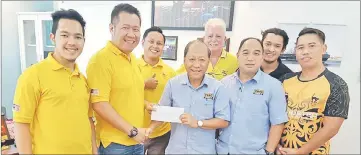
[253,89,264,95]
[311,93,320,104]
[204,93,214,100]
[221,70,227,76]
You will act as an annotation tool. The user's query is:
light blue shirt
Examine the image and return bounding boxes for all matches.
[159,73,230,154]
[217,70,288,154]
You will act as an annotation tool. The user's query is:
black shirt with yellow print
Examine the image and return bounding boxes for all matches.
[280,68,350,155]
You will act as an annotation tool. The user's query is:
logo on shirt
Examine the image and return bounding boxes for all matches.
[204,93,214,100]
[12,104,20,112]
[90,89,99,96]
[253,89,264,95]
[221,70,227,76]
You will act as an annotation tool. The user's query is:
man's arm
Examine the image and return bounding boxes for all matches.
[266,80,288,153]
[266,124,285,152]
[14,123,32,154]
[197,118,229,130]
[92,102,133,135]
[89,117,97,154]
[12,68,40,154]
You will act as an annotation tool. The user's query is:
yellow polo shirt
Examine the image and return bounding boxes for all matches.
[13,53,92,154]
[86,41,145,147]
[137,56,176,138]
[176,49,238,80]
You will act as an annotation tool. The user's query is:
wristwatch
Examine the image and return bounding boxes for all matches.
[265,149,275,155]
[128,127,138,138]
[197,120,203,127]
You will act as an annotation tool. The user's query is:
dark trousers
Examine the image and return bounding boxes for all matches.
[144,131,171,155]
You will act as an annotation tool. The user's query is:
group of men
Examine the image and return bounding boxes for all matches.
[12,3,350,155]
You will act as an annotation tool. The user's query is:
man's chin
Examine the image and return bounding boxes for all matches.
[264,58,277,64]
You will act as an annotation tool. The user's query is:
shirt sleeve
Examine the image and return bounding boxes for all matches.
[86,58,112,104]
[213,84,231,121]
[158,80,173,107]
[324,79,350,119]
[176,64,186,75]
[13,68,41,123]
[269,80,288,125]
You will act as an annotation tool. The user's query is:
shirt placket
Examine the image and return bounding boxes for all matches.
[186,88,196,153]
[230,82,245,148]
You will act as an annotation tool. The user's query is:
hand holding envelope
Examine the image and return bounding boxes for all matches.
[151,105,185,123]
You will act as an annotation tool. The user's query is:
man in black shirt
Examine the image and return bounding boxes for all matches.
[261,28,293,80]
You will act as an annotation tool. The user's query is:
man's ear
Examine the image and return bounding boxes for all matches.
[141,39,145,48]
[109,23,114,34]
[281,47,286,54]
[50,33,55,45]
[322,44,328,55]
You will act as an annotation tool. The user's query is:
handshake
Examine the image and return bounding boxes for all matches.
[131,127,154,144]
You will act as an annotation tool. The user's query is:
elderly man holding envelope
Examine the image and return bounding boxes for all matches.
[147,40,230,154]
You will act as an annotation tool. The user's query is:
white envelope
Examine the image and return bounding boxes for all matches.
[151,106,184,123]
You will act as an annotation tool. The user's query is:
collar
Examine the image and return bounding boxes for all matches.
[235,68,262,84]
[46,52,80,75]
[220,49,227,58]
[106,41,131,61]
[180,73,209,88]
[139,55,165,68]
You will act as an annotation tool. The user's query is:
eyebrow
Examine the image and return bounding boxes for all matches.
[122,24,139,28]
[59,31,83,36]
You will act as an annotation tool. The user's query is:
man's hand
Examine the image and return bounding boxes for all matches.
[180,113,198,128]
[144,74,158,89]
[279,147,302,155]
[132,128,147,144]
[144,101,157,114]
[276,145,287,155]
[145,128,153,137]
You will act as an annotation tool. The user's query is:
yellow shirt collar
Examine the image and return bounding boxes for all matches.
[139,55,165,68]
[46,52,80,75]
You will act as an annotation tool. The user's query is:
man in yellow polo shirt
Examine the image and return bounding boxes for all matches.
[13,9,96,154]
[138,26,176,154]
[176,18,238,80]
[86,4,148,154]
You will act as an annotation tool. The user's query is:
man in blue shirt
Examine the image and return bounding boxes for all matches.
[217,37,288,155]
[147,40,230,154]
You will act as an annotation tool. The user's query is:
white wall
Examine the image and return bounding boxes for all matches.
[2,1,54,118]
[58,1,360,154]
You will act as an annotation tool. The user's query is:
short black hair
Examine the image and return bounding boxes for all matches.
[51,9,86,36]
[143,26,166,44]
[184,40,211,58]
[111,3,141,25]
[237,37,264,55]
[261,28,289,50]
[296,27,326,44]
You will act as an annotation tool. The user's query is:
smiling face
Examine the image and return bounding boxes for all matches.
[50,18,85,62]
[110,12,141,54]
[262,33,285,63]
[237,39,264,75]
[184,42,210,81]
[295,33,327,69]
[203,25,226,53]
[142,31,165,60]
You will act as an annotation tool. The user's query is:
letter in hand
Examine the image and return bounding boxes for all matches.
[144,74,158,89]
[180,113,198,128]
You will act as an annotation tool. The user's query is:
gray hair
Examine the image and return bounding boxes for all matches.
[204,18,226,33]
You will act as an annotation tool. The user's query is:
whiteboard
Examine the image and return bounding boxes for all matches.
[278,22,347,67]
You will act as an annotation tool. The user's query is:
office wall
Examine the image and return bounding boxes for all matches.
[1,1,54,118]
